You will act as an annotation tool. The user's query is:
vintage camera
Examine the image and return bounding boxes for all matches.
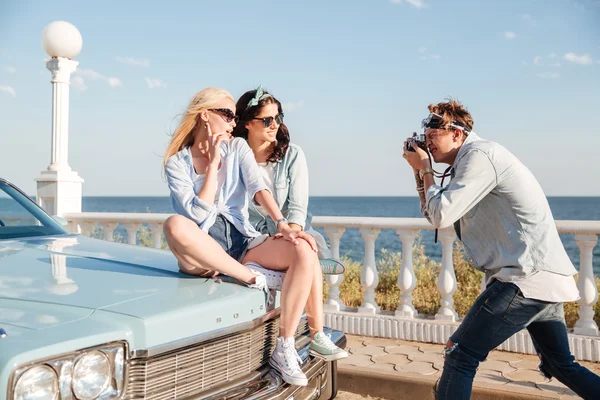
[405,132,427,152]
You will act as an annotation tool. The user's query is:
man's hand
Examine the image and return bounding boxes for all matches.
[402,139,431,171]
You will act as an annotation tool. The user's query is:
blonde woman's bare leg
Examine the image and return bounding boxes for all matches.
[163,215,255,283]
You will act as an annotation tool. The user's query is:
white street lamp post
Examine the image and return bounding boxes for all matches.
[36,21,84,218]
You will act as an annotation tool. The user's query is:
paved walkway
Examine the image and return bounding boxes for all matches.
[337,391,383,400]
[337,335,600,400]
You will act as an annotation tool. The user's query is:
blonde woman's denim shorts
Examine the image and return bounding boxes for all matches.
[208,214,268,262]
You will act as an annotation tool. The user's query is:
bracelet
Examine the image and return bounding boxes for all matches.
[416,186,424,192]
[419,169,433,180]
[275,217,288,230]
[419,168,434,180]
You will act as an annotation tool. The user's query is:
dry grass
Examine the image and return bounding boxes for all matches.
[326,240,600,328]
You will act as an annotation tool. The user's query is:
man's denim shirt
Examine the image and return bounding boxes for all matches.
[165,138,268,238]
[423,132,576,277]
[247,143,312,236]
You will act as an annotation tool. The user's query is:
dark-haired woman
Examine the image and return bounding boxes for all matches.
[233,86,346,275]
[232,85,348,378]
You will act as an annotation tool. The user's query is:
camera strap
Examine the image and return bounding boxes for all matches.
[433,166,454,243]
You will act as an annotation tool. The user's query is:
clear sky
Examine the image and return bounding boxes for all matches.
[0,0,599,196]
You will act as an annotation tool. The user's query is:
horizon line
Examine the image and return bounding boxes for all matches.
[25,194,600,198]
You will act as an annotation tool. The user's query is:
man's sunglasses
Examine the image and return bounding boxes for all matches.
[421,112,444,130]
[252,113,284,128]
[209,108,239,124]
[421,112,470,134]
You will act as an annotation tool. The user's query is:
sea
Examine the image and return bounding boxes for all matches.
[81,196,600,276]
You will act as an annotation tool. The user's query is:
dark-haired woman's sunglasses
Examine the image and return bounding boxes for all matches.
[209,108,239,124]
[252,113,284,128]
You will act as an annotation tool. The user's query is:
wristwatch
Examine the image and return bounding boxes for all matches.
[418,168,434,180]
[275,218,289,230]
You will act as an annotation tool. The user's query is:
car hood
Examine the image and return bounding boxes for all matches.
[0,235,269,341]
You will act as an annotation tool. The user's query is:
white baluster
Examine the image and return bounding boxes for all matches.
[72,222,81,234]
[103,223,118,242]
[80,222,92,237]
[73,222,82,234]
[395,229,418,318]
[66,221,78,234]
[324,227,346,312]
[358,228,380,314]
[124,223,140,246]
[151,223,164,249]
[436,230,458,321]
[574,234,599,336]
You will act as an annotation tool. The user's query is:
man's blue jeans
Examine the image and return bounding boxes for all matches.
[436,280,600,400]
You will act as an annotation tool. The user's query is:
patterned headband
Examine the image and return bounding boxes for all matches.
[245,85,272,111]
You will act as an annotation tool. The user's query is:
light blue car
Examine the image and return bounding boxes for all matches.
[0,178,346,400]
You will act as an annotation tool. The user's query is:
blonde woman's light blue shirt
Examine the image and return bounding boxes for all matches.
[165,138,269,238]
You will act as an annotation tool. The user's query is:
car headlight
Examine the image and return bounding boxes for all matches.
[72,351,110,399]
[13,365,59,400]
[10,342,127,400]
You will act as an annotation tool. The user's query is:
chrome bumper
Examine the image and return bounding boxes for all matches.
[197,328,346,400]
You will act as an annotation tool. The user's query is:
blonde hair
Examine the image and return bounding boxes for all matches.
[163,87,235,166]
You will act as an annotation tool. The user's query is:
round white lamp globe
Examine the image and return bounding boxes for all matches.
[42,21,82,59]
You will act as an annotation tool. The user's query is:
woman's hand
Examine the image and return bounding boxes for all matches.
[275,224,318,252]
[206,122,230,166]
[402,139,431,171]
[288,223,303,231]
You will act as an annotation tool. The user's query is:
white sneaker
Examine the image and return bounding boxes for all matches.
[246,269,268,291]
[245,262,285,290]
[269,337,308,386]
[246,269,276,306]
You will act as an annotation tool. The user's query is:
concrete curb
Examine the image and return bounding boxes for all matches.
[338,366,567,400]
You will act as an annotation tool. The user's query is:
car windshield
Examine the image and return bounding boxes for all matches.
[0,179,67,240]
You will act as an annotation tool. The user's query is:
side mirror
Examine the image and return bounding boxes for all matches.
[52,215,69,227]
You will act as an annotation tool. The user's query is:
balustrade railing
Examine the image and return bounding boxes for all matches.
[63,213,600,340]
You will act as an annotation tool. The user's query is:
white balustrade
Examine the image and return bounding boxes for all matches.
[64,213,171,249]
[358,228,381,314]
[395,229,418,318]
[103,223,118,242]
[324,227,346,312]
[436,230,458,321]
[124,223,141,245]
[574,234,599,336]
[151,223,164,249]
[63,213,600,358]
[80,222,92,237]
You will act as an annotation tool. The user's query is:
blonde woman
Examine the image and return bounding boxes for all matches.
[162,88,344,386]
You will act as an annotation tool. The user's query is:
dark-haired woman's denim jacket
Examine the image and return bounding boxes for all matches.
[248,143,332,258]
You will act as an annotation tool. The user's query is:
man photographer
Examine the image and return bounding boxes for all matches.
[402,99,600,400]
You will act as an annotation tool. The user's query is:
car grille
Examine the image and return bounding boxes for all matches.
[126,318,309,400]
